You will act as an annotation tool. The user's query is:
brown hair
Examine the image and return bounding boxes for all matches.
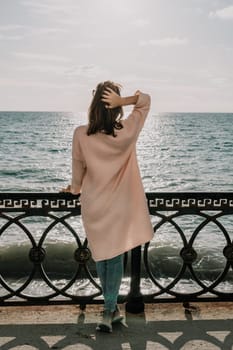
[87,81,123,137]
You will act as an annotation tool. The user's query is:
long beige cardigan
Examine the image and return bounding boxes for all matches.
[71,92,153,261]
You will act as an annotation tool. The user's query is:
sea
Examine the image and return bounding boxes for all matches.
[0,111,233,297]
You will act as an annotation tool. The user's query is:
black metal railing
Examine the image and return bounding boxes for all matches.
[1,192,233,311]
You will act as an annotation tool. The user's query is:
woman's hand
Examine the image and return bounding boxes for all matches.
[60,184,80,195]
[101,88,122,109]
[60,184,71,193]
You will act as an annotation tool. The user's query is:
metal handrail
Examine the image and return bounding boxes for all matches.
[1,192,233,311]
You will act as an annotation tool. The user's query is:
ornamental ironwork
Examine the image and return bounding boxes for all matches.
[1,192,233,309]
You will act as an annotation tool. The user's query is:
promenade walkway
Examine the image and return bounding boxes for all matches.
[0,302,232,349]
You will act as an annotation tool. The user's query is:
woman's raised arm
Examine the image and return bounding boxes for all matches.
[101,88,139,109]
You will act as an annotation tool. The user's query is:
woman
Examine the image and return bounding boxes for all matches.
[64,81,153,333]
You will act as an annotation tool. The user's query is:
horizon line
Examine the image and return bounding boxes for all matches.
[0,110,233,114]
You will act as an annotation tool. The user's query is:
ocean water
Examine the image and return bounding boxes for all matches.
[1,111,233,295]
[1,111,233,193]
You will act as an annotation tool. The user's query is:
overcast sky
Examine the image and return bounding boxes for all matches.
[0,0,233,113]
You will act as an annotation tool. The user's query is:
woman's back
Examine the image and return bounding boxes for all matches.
[72,91,153,261]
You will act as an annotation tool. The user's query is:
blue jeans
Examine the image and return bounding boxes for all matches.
[96,254,123,312]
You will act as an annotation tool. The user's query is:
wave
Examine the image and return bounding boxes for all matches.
[0,168,42,177]
[0,242,230,282]
[146,245,229,281]
[0,242,87,279]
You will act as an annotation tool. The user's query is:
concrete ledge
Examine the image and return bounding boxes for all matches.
[0,302,233,349]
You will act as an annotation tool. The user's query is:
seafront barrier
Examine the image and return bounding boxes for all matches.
[0,192,233,312]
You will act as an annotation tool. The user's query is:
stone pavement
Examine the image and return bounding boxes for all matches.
[0,302,233,349]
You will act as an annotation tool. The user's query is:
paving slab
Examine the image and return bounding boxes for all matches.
[0,302,233,349]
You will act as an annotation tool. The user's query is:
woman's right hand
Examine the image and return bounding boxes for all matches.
[101,88,122,109]
[60,184,71,193]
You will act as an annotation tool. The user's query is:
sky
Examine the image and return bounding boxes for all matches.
[0,0,233,113]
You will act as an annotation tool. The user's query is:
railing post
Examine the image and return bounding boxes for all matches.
[125,245,144,314]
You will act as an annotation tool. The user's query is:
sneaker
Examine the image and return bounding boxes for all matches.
[112,305,124,324]
[96,309,113,333]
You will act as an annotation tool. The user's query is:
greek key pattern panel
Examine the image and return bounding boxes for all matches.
[147,193,233,211]
[1,193,233,212]
[0,193,81,212]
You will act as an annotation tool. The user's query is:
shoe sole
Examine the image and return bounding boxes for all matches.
[112,315,124,324]
[96,323,112,333]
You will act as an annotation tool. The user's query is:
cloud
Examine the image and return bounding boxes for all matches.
[65,64,109,80]
[16,63,69,75]
[139,37,188,47]
[0,77,82,91]
[72,43,94,49]
[0,77,64,89]
[0,34,25,41]
[13,52,71,63]
[12,52,73,76]
[21,0,80,17]
[11,53,107,80]
[0,34,24,41]
[21,0,83,28]
[0,25,25,31]
[0,24,26,40]
[0,22,68,42]
[131,19,150,27]
[209,5,233,19]
[31,27,68,35]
